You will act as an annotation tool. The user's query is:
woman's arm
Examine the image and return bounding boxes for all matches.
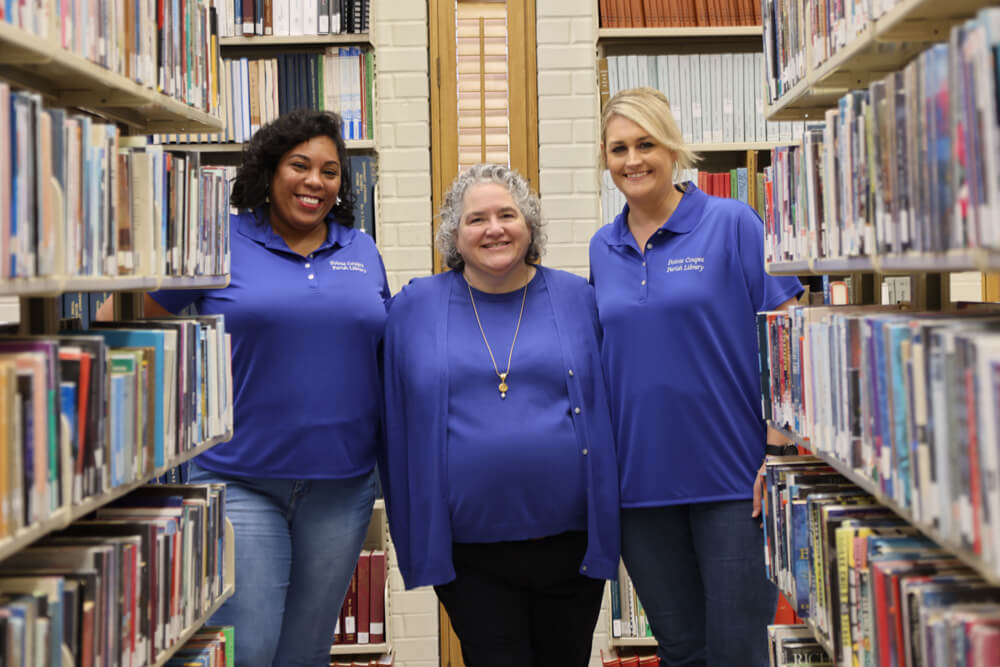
[95,294,174,321]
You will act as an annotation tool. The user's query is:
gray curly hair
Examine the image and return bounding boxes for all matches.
[435,164,546,272]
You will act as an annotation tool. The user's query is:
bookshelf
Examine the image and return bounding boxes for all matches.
[763,0,989,120]
[0,4,237,664]
[0,19,222,134]
[330,499,392,659]
[220,33,371,47]
[770,424,1000,588]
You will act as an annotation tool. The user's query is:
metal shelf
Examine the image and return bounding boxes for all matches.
[156,139,376,152]
[766,248,1000,275]
[0,21,221,133]
[0,274,230,297]
[0,430,233,563]
[768,423,1000,587]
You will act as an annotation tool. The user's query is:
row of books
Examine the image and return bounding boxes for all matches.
[763,9,1000,264]
[763,456,1000,667]
[2,0,222,114]
[756,304,1000,572]
[609,562,654,641]
[600,162,766,226]
[216,0,369,37]
[332,549,387,647]
[155,49,373,146]
[166,626,233,667]
[599,0,761,28]
[766,625,832,667]
[0,316,232,539]
[761,0,915,104]
[600,652,660,667]
[600,52,803,145]
[0,86,231,281]
[0,483,229,667]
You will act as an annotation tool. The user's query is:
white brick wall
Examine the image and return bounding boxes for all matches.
[536,0,602,279]
[375,0,434,295]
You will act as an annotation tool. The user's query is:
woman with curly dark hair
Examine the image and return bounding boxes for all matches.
[111,109,390,666]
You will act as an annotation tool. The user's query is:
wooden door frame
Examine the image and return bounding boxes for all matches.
[429,0,539,274]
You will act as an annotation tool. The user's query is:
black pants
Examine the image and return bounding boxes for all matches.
[434,530,605,667]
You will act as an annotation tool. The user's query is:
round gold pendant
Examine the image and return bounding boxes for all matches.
[498,381,509,393]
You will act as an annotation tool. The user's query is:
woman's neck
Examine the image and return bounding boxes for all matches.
[463,263,537,294]
[269,215,328,257]
[627,185,682,231]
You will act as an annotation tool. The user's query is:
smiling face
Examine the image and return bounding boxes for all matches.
[603,114,677,205]
[455,182,533,290]
[268,135,342,236]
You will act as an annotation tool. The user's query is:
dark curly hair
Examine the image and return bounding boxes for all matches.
[230,109,356,228]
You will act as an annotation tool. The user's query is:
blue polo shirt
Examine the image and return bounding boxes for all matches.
[445,273,586,543]
[151,209,390,478]
[589,183,802,506]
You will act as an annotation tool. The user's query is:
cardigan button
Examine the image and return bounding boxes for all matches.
[568,369,574,376]
[582,449,588,455]
[574,407,581,414]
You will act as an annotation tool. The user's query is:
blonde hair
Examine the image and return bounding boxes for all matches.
[600,87,700,172]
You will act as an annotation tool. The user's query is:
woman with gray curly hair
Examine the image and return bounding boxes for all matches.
[378,163,620,666]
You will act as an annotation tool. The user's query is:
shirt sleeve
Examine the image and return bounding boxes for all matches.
[736,206,803,313]
[148,289,204,314]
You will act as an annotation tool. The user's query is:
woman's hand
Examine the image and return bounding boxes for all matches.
[752,461,767,519]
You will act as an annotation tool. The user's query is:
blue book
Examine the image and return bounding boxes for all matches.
[83,329,166,469]
[888,323,912,508]
[60,382,78,480]
[110,373,125,487]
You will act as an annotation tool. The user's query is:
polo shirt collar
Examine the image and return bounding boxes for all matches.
[607,181,707,247]
[236,208,353,253]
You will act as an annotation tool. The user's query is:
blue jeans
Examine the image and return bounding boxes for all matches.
[621,501,777,667]
[189,462,376,667]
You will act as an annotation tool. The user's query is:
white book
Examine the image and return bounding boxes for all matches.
[324,51,340,114]
[628,54,644,89]
[664,55,680,134]
[305,0,319,35]
[616,55,628,97]
[755,53,766,143]
[290,1,304,35]
[722,52,734,143]
[607,55,620,96]
[233,59,244,143]
[677,55,691,143]
[713,54,724,143]
[274,0,290,36]
[690,55,703,144]
[656,55,669,98]
[733,53,744,143]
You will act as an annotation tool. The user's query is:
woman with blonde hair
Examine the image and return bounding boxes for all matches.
[590,87,802,666]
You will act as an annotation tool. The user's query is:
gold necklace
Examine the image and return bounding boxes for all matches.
[466,280,528,400]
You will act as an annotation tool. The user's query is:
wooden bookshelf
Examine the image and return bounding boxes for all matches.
[598,25,761,43]
[768,423,1000,587]
[0,21,221,133]
[221,33,371,47]
[0,430,234,563]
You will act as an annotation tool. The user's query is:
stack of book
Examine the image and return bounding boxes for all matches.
[0,316,233,540]
[609,561,654,641]
[0,87,231,280]
[215,0,370,37]
[599,0,761,28]
[763,7,1000,264]
[756,304,1000,569]
[0,483,230,667]
[2,0,221,114]
[766,625,832,667]
[156,48,374,145]
[332,550,387,648]
[166,626,234,667]
[600,52,802,145]
[763,455,1000,667]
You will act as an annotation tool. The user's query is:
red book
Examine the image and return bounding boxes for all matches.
[600,650,621,667]
[357,551,372,644]
[344,565,358,643]
[620,657,640,667]
[638,657,660,666]
[369,550,387,643]
[972,623,1000,665]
